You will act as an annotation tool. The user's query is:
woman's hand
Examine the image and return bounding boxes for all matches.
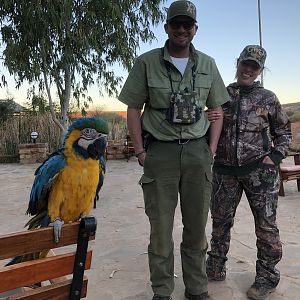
[206,109,222,123]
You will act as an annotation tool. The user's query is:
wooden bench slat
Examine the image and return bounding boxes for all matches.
[281,173,300,178]
[0,251,92,293]
[0,222,95,260]
[0,278,88,300]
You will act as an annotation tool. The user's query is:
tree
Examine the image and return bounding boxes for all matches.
[0,97,17,124]
[0,0,165,138]
[0,73,6,88]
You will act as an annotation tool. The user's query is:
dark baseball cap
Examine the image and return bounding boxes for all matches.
[167,1,197,22]
[239,45,267,68]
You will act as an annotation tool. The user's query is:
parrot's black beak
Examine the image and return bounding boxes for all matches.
[87,136,107,159]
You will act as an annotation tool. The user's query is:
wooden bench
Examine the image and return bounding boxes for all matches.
[0,216,97,300]
[279,153,300,196]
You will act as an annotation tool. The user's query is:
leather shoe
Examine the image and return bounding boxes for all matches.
[152,294,172,300]
[185,290,209,299]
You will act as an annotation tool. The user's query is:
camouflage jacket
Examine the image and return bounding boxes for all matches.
[214,81,291,167]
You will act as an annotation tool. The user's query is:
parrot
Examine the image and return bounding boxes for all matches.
[93,154,106,208]
[6,116,108,266]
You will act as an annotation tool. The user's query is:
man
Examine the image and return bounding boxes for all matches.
[118,1,229,299]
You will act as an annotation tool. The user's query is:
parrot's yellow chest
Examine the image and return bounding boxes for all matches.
[48,157,99,222]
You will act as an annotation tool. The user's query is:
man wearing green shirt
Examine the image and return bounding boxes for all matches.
[118,1,229,299]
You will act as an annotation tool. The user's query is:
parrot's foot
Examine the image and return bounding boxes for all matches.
[49,218,65,243]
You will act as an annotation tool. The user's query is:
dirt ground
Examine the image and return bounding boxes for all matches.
[0,157,300,299]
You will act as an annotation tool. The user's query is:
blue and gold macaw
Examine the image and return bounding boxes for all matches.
[6,117,108,265]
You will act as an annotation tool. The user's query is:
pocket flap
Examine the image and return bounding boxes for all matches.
[138,174,155,185]
[205,171,212,183]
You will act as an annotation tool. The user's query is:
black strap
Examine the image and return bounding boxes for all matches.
[70,217,97,300]
[161,47,197,91]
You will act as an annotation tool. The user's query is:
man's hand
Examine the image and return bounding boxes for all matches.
[137,152,146,167]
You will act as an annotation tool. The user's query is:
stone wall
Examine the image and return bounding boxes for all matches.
[17,140,131,164]
[19,143,49,164]
[106,139,128,160]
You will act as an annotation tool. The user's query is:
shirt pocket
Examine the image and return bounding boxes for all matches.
[147,76,171,108]
[194,73,212,105]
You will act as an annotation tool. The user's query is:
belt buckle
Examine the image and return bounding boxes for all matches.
[178,139,190,145]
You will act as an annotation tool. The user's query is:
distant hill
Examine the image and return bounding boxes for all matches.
[106,111,127,118]
[282,102,300,112]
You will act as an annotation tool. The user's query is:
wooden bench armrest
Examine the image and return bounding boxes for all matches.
[280,165,300,172]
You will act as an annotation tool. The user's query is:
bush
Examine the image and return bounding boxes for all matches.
[0,99,16,124]
[0,113,61,156]
[289,111,300,123]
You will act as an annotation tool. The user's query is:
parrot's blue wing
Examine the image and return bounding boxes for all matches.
[28,149,66,217]
[100,155,106,174]
[93,155,106,208]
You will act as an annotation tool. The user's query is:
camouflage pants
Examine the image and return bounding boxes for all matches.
[207,163,282,287]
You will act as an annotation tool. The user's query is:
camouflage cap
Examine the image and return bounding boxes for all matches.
[239,45,267,68]
[167,1,197,22]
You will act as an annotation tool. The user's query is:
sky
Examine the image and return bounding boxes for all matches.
[0,0,300,111]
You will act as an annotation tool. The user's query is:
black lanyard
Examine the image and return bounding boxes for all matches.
[162,48,197,92]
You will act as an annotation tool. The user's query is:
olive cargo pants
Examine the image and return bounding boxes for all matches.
[139,137,213,296]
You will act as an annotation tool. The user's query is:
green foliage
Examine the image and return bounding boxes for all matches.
[285,110,294,117]
[25,88,51,114]
[0,98,17,123]
[0,0,166,129]
[0,73,6,87]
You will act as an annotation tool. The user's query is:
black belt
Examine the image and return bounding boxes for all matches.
[173,139,191,145]
[158,138,200,145]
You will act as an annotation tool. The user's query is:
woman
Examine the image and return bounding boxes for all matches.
[206,45,291,300]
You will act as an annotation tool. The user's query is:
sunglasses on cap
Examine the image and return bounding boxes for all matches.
[168,19,195,30]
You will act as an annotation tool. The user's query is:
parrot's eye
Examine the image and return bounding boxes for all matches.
[81,128,98,140]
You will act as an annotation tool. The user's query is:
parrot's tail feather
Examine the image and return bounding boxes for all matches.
[25,211,49,229]
[5,250,50,266]
[5,255,23,266]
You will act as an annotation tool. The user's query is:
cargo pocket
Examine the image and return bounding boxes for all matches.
[205,171,212,183]
[138,174,157,218]
[204,171,213,213]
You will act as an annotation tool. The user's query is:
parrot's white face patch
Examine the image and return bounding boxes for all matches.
[78,137,95,150]
[81,128,99,140]
[78,128,107,150]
